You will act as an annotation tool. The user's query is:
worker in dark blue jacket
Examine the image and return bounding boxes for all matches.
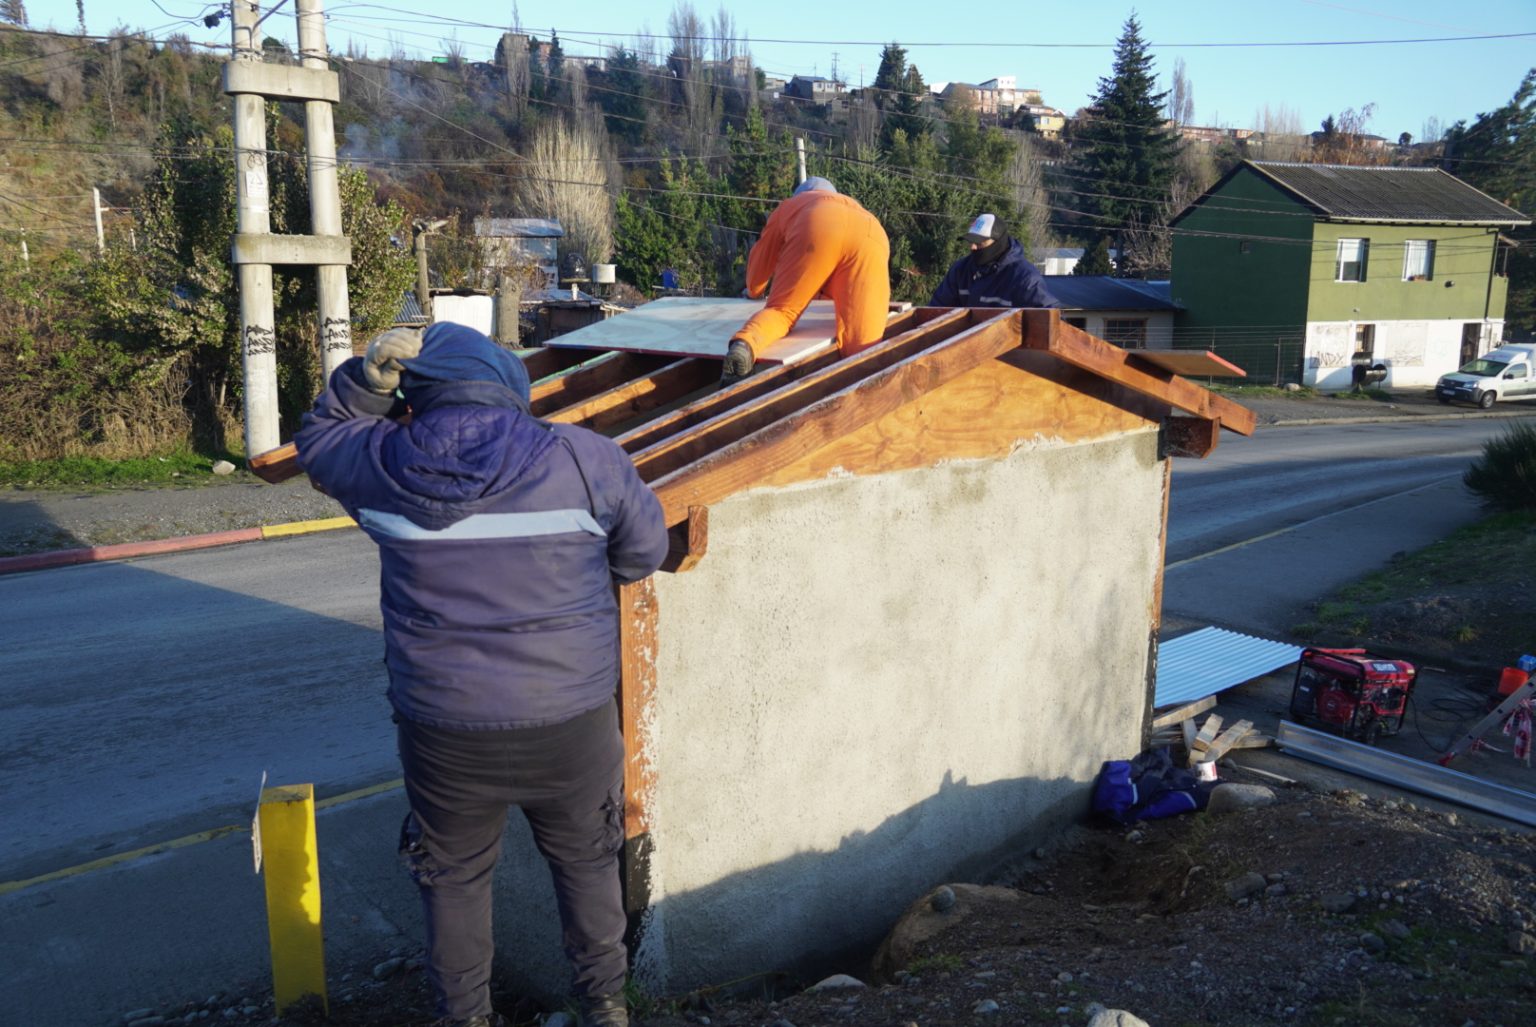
[295,322,668,1027]
[929,213,1061,309]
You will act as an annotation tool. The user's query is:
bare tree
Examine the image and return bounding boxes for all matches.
[1166,57,1194,127]
[498,31,530,117]
[1421,115,1444,144]
[0,1,28,28]
[515,116,616,264]
[668,2,717,156]
[1311,104,1388,165]
[1005,131,1055,254]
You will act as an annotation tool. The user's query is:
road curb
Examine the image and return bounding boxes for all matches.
[0,515,355,576]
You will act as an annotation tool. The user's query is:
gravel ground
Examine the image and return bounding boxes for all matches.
[124,772,1536,1027]
[2,390,1533,559]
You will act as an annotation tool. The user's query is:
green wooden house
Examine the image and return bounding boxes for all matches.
[1169,161,1528,390]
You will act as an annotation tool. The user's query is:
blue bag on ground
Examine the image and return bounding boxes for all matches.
[1093,746,1212,824]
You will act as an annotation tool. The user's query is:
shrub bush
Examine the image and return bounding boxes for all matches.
[1463,420,1536,511]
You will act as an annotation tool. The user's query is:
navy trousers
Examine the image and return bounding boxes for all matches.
[396,700,627,1020]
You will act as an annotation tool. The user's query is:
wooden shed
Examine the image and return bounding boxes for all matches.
[485,304,1253,993]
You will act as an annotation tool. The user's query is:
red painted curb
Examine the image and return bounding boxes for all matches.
[0,527,265,576]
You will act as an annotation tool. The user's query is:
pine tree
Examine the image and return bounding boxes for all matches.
[1074,235,1115,275]
[872,43,928,149]
[1064,14,1179,233]
[1443,69,1536,332]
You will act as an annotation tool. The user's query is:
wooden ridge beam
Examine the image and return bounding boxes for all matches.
[546,358,718,434]
[1030,320,1257,436]
[1163,415,1221,459]
[529,351,672,418]
[648,310,1025,525]
[632,307,979,484]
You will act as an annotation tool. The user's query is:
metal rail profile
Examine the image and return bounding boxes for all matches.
[1275,720,1536,828]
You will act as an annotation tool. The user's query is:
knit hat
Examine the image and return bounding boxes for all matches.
[399,322,530,404]
[961,213,1008,245]
[793,176,837,196]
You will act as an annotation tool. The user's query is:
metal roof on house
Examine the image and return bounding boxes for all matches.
[1043,276,1178,312]
[1246,162,1529,225]
[474,217,564,238]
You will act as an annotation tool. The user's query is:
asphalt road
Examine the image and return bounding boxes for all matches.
[0,416,1515,886]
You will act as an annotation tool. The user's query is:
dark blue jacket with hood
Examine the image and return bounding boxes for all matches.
[929,238,1061,309]
[294,327,668,731]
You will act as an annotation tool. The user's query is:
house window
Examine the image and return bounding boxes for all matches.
[1104,318,1148,349]
[1063,316,1087,330]
[1403,239,1435,281]
[1335,238,1368,282]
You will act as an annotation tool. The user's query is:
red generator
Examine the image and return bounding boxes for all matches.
[1289,647,1417,744]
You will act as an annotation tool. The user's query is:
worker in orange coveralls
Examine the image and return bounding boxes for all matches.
[721,177,891,385]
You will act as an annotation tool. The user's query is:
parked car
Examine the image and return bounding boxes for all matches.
[1435,345,1536,408]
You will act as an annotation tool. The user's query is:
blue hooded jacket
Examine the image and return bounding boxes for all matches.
[929,238,1061,309]
[294,327,668,730]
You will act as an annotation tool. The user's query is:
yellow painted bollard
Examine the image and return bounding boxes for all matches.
[257,783,328,1015]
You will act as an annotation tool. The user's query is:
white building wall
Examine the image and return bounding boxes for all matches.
[638,430,1165,991]
[1064,312,1175,349]
[1303,319,1502,390]
[432,294,496,337]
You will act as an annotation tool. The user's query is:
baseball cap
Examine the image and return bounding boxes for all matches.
[961,213,1007,245]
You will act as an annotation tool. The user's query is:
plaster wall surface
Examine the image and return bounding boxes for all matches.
[1302,318,1503,389]
[640,429,1166,990]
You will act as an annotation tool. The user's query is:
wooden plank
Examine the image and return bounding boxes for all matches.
[1230,732,1273,750]
[616,577,659,928]
[545,358,717,434]
[250,442,301,484]
[1163,415,1220,459]
[529,351,672,418]
[1031,320,1257,436]
[1189,714,1224,760]
[521,345,596,381]
[1151,695,1218,731]
[612,305,950,456]
[649,311,1025,525]
[1131,350,1247,378]
[633,307,979,483]
[658,505,709,574]
[1195,719,1256,765]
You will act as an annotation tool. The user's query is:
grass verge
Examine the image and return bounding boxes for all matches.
[1291,510,1536,667]
[0,450,242,489]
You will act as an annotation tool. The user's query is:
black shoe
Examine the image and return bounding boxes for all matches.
[720,339,755,385]
[580,993,629,1027]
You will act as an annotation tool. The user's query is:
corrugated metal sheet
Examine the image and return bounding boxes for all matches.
[1043,276,1177,312]
[1154,626,1302,708]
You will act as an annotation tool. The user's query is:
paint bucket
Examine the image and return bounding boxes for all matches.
[1194,760,1218,783]
[591,263,616,284]
[1498,666,1529,698]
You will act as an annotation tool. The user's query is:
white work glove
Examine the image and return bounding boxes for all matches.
[363,328,423,394]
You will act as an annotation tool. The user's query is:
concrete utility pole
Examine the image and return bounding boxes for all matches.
[229,0,280,459]
[225,0,352,461]
[297,0,351,380]
[92,187,104,252]
[795,137,806,185]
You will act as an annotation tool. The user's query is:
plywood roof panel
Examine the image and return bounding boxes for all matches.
[546,296,836,366]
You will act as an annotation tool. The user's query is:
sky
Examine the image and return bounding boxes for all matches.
[21,0,1536,142]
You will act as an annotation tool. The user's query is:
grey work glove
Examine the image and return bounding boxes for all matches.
[363,327,423,394]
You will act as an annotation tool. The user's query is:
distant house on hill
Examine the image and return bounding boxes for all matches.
[1170,160,1529,390]
[474,216,563,286]
[785,75,843,103]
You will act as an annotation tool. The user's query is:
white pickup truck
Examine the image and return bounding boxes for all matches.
[1435,344,1536,409]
